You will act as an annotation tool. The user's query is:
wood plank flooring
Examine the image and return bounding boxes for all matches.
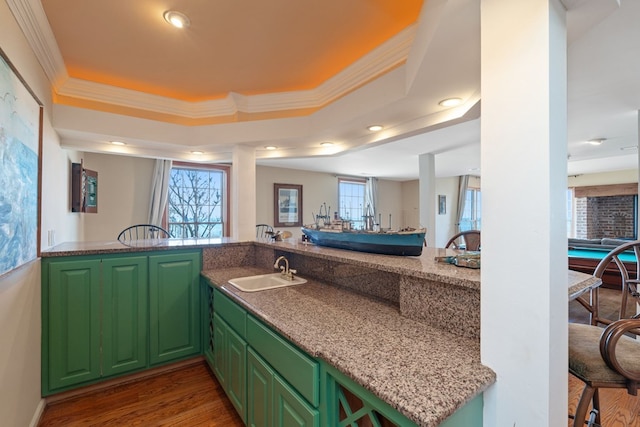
[38,361,243,426]
[568,287,640,426]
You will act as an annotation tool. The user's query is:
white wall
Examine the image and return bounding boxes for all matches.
[1,2,82,425]
[82,153,155,241]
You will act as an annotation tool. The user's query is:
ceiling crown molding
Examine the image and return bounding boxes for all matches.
[9,0,416,119]
[6,0,68,88]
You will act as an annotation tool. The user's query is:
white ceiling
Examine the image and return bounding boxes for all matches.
[9,0,640,180]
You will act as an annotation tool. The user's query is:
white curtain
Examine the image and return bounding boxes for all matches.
[365,177,378,227]
[148,159,173,227]
[455,175,469,233]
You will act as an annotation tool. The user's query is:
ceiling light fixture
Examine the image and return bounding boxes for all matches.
[587,138,606,145]
[320,142,334,147]
[110,141,126,146]
[163,11,190,29]
[438,98,462,107]
[367,125,383,132]
[191,150,204,155]
[621,146,638,151]
[264,146,277,150]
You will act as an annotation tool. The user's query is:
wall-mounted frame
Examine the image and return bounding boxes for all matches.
[438,195,447,215]
[72,160,98,213]
[274,183,302,227]
[0,48,43,277]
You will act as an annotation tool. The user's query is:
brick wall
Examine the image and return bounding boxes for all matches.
[575,195,636,238]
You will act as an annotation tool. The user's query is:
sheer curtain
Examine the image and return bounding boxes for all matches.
[148,159,173,227]
[365,177,378,227]
[455,175,469,233]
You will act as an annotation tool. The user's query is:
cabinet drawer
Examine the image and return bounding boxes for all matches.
[247,315,319,406]
[214,288,246,338]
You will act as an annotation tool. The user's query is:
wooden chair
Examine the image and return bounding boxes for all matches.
[118,224,171,242]
[569,240,640,426]
[256,224,274,238]
[445,230,481,251]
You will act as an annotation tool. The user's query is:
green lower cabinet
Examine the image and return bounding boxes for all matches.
[227,325,248,420]
[273,374,319,427]
[248,348,274,427]
[45,259,102,392]
[102,256,148,376]
[149,251,201,365]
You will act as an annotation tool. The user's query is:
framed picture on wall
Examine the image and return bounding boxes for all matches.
[0,48,43,277]
[438,195,447,215]
[274,183,302,227]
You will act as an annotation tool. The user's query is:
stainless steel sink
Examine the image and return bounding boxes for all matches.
[228,273,307,292]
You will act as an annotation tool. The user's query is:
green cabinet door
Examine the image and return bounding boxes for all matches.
[44,259,101,392]
[247,348,274,427]
[227,324,247,422]
[148,251,201,365]
[273,375,319,427]
[213,313,228,388]
[102,256,148,376]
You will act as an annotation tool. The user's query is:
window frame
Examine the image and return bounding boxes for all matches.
[166,161,230,237]
[338,177,367,229]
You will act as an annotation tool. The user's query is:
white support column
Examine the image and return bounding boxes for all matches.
[419,153,436,247]
[481,1,567,426]
[231,145,256,241]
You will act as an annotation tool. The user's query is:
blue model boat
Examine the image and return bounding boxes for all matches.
[301,224,426,256]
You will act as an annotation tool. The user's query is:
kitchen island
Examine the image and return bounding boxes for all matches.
[41,238,597,426]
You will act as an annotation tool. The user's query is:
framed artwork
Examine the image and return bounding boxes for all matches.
[438,195,447,215]
[71,160,98,213]
[0,48,43,277]
[274,183,302,227]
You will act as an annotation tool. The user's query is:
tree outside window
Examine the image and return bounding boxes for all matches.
[167,164,227,238]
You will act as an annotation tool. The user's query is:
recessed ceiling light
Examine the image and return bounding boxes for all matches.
[264,146,277,150]
[621,146,638,151]
[367,125,383,132]
[110,141,126,146]
[163,11,190,29]
[320,142,334,147]
[587,138,606,145]
[438,97,463,107]
[191,150,204,155]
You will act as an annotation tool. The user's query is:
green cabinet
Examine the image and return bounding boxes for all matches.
[44,259,102,391]
[42,250,201,396]
[212,287,318,426]
[149,252,201,365]
[102,256,148,376]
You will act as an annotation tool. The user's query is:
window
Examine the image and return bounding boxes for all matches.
[167,163,229,238]
[460,188,481,231]
[338,178,366,229]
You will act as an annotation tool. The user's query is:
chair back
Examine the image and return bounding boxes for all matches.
[118,224,171,242]
[445,230,481,251]
[256,224,274,238]
[590,240,640,326]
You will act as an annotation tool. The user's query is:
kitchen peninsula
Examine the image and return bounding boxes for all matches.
[41,238,597,426]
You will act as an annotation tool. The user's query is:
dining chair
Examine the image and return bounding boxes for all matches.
[256,224,274,238]
[445,230,481,251]
[117,224,171,242]
[569,240,640,426]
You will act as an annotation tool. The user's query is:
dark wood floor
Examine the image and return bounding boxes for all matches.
[568,287,640,426]
[37,289,640,426]
[38,361,244,426]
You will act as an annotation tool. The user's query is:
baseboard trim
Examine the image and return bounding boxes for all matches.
[29,399,46,427]
[44,356,205,405]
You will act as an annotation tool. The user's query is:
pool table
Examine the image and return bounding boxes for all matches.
[568,247,637,289]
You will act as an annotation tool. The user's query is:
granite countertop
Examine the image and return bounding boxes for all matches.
[40,237,250,257]
[202,266,496,427]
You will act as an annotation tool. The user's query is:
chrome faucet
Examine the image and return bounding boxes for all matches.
[274,255,297,281]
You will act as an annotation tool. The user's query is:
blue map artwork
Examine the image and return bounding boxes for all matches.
[0,54,40,277]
